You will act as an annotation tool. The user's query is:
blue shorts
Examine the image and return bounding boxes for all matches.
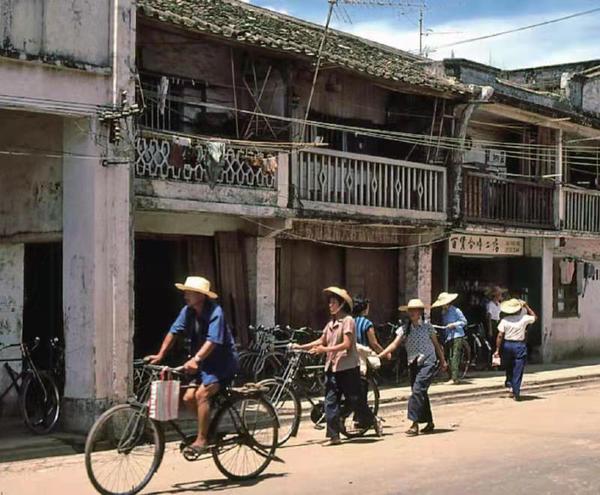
[198,370,235,387]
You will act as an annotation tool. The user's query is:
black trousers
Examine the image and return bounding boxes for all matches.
[324,367,374,439]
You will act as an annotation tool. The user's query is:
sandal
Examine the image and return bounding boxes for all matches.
[421,423,435,434]
[405,426,419,437]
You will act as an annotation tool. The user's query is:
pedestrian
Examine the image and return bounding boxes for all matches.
[486,286,503,358]
[493,299,537,401]
[379,299,448,436]
[294,286,382,446]
[353,296,385,353]
[431,292,467,384]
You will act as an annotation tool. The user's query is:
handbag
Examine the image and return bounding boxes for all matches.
[148,376,180,421]
[491,354,501,368]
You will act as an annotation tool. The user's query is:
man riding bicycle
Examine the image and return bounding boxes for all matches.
[146,276,239,454]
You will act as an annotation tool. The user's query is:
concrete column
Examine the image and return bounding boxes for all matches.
[404,245,433,307]
[541,238,555,363]
[62,117,133,432]
[0,244,24,416]
[245,237,276,327]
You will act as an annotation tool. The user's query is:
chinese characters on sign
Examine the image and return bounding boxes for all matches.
[449,234,524,256]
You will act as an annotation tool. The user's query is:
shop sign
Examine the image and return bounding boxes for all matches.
[449,234,524,256]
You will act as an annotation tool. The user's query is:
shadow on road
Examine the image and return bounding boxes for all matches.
[146,473,288,494]
[516,395,544,402]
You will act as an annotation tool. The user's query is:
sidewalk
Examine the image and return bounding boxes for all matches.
[1,357,599,464]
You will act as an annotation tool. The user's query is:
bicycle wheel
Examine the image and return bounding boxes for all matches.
[85,404,164,495]
[211,394,278,481]
[460,340,472,379]
[20,371,61,434]
[260,378,301,446]
[340,375,380,439]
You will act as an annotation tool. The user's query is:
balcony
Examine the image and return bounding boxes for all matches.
[564,186,600,233]
[134,130,287,212]
[291,148,447,221]
[463,170,555,229]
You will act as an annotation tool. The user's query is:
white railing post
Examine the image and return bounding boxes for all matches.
[555,129,565,230]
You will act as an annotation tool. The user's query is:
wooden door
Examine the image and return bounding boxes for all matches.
[216,231,250,346]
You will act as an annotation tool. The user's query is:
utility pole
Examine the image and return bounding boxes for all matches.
[418,6,424,55]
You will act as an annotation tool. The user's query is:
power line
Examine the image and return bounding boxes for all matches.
[431,6,600,51]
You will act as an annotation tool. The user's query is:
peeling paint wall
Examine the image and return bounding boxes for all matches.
[548,238,600,361]
[0,244,24,416]
[0,0,110,67]
[583,79,600,116]
[0,110,62,239]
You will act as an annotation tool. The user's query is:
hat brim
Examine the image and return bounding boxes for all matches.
[175,283,218,299]
[500,299,524,314]
[431,293,459,309]
[399,304,428,312]
[323,287,354,311]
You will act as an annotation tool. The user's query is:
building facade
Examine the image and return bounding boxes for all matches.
[1,0,600,432]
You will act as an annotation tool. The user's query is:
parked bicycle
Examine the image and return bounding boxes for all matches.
[464,323,493,371]
[260,348,380,446]
[0,337,61,434]
[85,361,280,495]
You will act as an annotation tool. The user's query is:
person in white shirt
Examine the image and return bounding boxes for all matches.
[493,299,537,401]
[485,286,503,349]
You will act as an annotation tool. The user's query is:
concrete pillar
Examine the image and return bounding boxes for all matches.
[245,237,276,327]
[541,238,555,363]
[0,244,24,416]
[404,245,433,307]
[61,117,133,432]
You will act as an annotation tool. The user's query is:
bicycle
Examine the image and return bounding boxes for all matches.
[465,323,493,371]
[85,362,280,495]
[260,348,380,446]
[0,337,61,434]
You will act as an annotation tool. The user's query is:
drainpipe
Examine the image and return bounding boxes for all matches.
[111,0,119,107]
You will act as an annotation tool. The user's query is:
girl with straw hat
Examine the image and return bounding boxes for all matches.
[379,299,448,436]
[431,292,468,384]
[293,286,382,445]
[494,299,537,401]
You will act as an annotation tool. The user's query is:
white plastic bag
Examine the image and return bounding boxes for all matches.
[148,380,180,421]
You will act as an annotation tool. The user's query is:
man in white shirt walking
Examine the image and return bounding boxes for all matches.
[493,299,537,401]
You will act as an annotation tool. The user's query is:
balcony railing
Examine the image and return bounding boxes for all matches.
[463,171,555,229]
[291,148,446,218]
[135,130,277,190]
[564,186,600,233]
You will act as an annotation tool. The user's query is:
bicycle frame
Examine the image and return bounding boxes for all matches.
[0,341,47,403]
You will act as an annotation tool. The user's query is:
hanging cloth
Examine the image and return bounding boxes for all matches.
[158,76,169,116]
[559,259,575,285]
[576,261,585,296]
[205,141,226,188]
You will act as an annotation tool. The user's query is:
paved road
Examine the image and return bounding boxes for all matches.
[2,384,600,495]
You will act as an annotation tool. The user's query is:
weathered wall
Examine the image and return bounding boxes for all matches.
[0,0,135,112]
[548,238,600,361]
[0,110,62,239]
[0,244,24,416]
[582,78,600,116]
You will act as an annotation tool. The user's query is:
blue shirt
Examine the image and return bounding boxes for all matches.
[442,305,468,342]
[354,316,373,347]
[169,301,238,377]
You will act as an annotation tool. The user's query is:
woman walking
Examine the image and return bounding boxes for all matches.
[379,299,448,436]
[431,292,467,384]
[353,296,385,353]
[494,299,537,401]
[294,286,381,445]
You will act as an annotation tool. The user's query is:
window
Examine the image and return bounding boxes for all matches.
[553,259,579,318]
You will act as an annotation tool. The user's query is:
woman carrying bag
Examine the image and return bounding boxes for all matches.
[379,299,448,436]
[294,286,382,446]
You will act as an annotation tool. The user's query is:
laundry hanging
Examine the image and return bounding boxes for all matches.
[205,141,227,188]
[559,258,576,285]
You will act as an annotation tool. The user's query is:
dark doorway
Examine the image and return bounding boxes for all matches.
[23,242,63,370]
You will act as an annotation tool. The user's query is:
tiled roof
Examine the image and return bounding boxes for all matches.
[138,0,466,95]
